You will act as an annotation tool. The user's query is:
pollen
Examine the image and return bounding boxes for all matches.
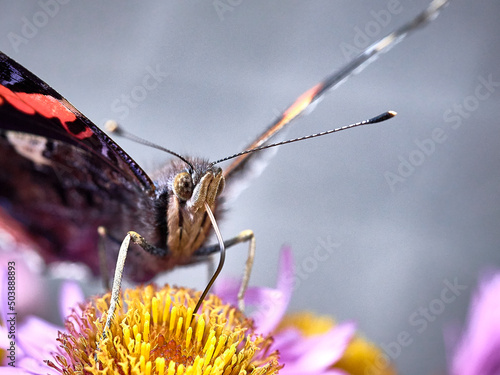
[47,284,281,375]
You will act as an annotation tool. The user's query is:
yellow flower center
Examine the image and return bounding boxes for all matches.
[47,284,280,375]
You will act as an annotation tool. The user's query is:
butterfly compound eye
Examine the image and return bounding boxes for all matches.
[173,172,194,201]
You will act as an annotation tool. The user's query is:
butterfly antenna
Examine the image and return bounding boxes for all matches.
[211,111,396,166]
[105,120,195,171]
[222,0,448,175]
[193,202,226,314]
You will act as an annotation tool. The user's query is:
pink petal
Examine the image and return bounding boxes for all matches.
[58,281,84,322]
[0,367,31,374]
[451,271,500,375]
[17,357,59,375]
[248,286,288,335]
[17,316,60,362]
[214,247,294,335]
[1,266,9,328]
[253,247,294,335]
[279,322,356,374]
[213,276,239,306]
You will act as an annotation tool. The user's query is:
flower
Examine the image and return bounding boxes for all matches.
[448,271,500,375]
[276,312,397,375]
[47,284,281,375]
[0,251,48,320]
[1,247,396,375]
[0,272,84,375]
[215,247,397,375]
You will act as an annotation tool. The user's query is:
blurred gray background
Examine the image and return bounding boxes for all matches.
[1,1,499,374]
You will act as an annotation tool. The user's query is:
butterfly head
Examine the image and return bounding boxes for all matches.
[171,162,224,212]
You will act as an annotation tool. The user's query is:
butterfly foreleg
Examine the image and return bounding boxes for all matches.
[232,230,255,312]
[95,231,130,361]
[96,230,164,362]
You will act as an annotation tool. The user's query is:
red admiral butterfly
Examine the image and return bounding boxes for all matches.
[0,0,447,311]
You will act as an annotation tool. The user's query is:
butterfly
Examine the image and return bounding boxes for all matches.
[0,0,447,310]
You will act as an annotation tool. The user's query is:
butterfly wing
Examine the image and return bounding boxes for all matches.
[222,0,448,198]
[0,51,155,275]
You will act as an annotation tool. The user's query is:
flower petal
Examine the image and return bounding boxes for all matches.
[17,357,59,375]
[252,247,294,335]
[1,266,9,329]
[290,322,356,373]
[16,316,60,362]
[58,281,84,321]
[451,271,500,375]
[0,367,32,374]
[215,247,294,335]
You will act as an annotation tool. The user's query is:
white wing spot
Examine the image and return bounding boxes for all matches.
[6,131,51,166]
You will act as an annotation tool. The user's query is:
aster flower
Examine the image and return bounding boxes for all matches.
[448,271,500,375]
[48,284,281,375]
[0,272,83,375]
[1,247,395,375]
[1,279,280,374]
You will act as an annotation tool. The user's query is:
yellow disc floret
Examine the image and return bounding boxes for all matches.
[48,284,281,375]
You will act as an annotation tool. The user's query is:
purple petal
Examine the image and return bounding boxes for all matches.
[58,281,84,322]
[451,272,500,375]
[279,322,356,374]
[319,370,349,375]
[214,247,294,335]
[16,316,60,362]
[1,266,9,329]
[271,328,304,359]
[17,357,59,375]
[213,276,239,306]
[0,367,31,374]
[248,286,288,335]
[276,246,294,297]
[254,247,294,335]
[283,369,348,375]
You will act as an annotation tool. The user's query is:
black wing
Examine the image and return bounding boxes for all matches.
[0,51,155,275]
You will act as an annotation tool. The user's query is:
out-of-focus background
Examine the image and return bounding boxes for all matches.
[1,1,499,374]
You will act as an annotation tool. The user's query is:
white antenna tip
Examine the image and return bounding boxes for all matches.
[104,120,120,133]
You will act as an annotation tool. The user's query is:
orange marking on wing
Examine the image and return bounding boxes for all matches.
[0,85,93,140]
[0,85,36,115]
[223,82,325,177]
[280,82,323,127]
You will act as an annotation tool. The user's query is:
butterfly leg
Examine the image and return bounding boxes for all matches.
[227,230,255,312]
[96,231,163,361]
[102,231,163,334]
